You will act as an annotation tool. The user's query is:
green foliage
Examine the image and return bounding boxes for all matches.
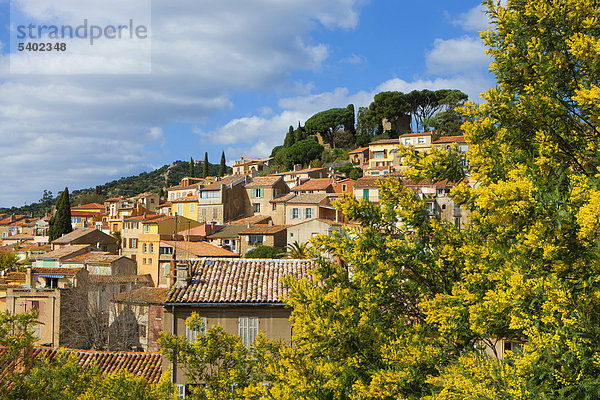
[245,245,283,259]
[404,89,468,132]
[284,241,311,259]
[159,316,283,399]
[202,152,209,179]
[79,370,174,400]
[429,92,468,136]
[219,152,227,177]
[48,188,72,242]
[365,91,409,132]
[75,192,105,206]
[189,157,195,178]
[356,106,379,137]
[0,252,23,272]
[335,163,363,180]
[284,139,324,169]
[284,125,295,148]
[304,108,354,147]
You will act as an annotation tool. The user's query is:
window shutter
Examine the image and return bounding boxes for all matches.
[260,188,264,198]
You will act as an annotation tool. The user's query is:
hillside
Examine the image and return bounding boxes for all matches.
[0,160,230,217]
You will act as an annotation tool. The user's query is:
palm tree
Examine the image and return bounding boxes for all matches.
[285,241,310,259]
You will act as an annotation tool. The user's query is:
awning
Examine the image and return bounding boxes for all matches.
[38,274,65,279]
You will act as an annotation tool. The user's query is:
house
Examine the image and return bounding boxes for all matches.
[32,244,95,268]
[137,215,201,288]
[70,203,105,229]
[50,228,117,253]
[122,212,156,263]
[0,271,26,312]
[162,258,315,386]
[196,175,252,224]
[205,224,250,255]
[171,195,199,221]
[158,241,239,281]
[353,176,403,203]
[177,222,222,241]
[156,202,172,216]
[238,224,288,254]
[282,193,343,225]
[290,178,335,194]
[287,219,343,247]
[348,146,370,171]
[1,233,34,247]
[0,215,37,238]
[232,157,273,175]
[332,178,355,195]
[366,138,401,176]
[109,287,168,352]
[270,166,328,188]
[129,192,159,212]
[245,176,290,224]
[167,176,214,202]
[62,252,137,275]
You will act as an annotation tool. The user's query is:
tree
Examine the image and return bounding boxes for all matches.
[284,125,295,148]
[48,188,73,242]
[284,241,311,259]
[429,90,469,135]
[404,89,468,132]
[219,151,227,177]
[0,252,23,272]
[304,108,355,147]
[364,91,410,135]
[189,157,195,178]
[245,245,283,259]
[284,139,324,169]
[202,152,209,179]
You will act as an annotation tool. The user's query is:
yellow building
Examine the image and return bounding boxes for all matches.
[366,138,400,176]
[171,195,198,221]
[137,215,200,287]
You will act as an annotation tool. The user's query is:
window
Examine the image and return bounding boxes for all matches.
[150,243,154,253]
[248,235,263,245]
[143,243,147,253]
[212,208,218,219]
[46,277,58,288]
[417,137,426,144]
[373,151,385,159]
[130,238,138,249]
[304,208,313,219]
[163,263,171,276]
[160,246,174,255]
[150,198,155,203]
[342,184,347,192]
[290,232,294,238]
[454,217,461,230]
[144,224,150,233]
[177,384,186,399]
[363,189,369,200]
[185,316,207,342]
[403,138,412,145]
[250,188,263,198]
[504,341,523,354]
[189,203,195,212]
[199,190,219,199]
[148,258,152,265]
[177,203,183,215]
[253,203,261,213]
[272,203,277,211]
[291,208,299,219]
[238,317,259,348]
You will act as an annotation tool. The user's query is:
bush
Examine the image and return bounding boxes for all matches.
[245,245,283,259]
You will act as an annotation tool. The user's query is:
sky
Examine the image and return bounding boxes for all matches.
[0,0,495,207]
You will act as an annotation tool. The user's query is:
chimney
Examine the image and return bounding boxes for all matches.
[25,266,32,287]
[175,262,189,288]
[10,215,15,222]
[268,220,273,227]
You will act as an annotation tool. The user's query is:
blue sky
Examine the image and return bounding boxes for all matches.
[0,0,494,207]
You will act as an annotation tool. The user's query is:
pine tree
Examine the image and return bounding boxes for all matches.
[49,188,73,242]
[219,152,226,177]
[202,152,209,178]
[189,157,195,178]
[284,126,295,147]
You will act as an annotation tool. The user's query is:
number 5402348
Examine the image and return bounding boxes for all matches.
[17,42,66,51]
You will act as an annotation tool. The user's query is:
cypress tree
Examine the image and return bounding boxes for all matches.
[49,187,73,242]
[219,151,227,177]
[284,126,295,147]
[189,157,195,177]
[203,152,209,178]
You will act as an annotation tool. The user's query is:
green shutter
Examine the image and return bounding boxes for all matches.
[363,189,369,200]
[260,188,264,198]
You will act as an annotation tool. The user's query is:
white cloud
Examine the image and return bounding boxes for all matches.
[453,4,489,32]
[0,0,366,206]
[341,53,365,65]
[426,36,491,75]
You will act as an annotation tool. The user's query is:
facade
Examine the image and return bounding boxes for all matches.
[290,178,335,194]
[245,176,290,224]
[348,146,370,171]
[270,166,328,188]
[196,175,252,224]
[162,258,315,386]
[238,224,288,254]
[129,192,159,212]
[366,138,401,176]
[50,228,117,253]
[137,215,201,287]
[205,224,250,255]
[282,193,342,225]
[287,218,343,246]
[171,195,199,221]
[232,157,273,175]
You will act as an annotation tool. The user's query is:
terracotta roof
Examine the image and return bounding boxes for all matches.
[239,225,287,235]
[228,215,271,225]
[245,176,283,188]
[289,218,342,227]
[162,240,239,257]
[398,131,435,138]
[270,193,296,203]
[89,274,153,285]
[206,225,249,239]
[67,252,127,264]
[369,139,400,145]
[288,167,326,174]
[104,197,124,202]
[114,287,168,304]
[432,135,466,144]
[0,215,27,225]
[51,228,107,244]
[70,210,101,217]
[291,178,334,192]
[348,146,369,154]
[72,203,105,210]
[33,244,92,260]
[284,193,330,204]
[1,233,34,240]
[17,243,51,253]
[354,175,402,188]
[129,192,155,200]
[143,215,172,224]
[164,258,315,303]
[0,347,162,385]
[0,244,18,253]
[32,267,83,275]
